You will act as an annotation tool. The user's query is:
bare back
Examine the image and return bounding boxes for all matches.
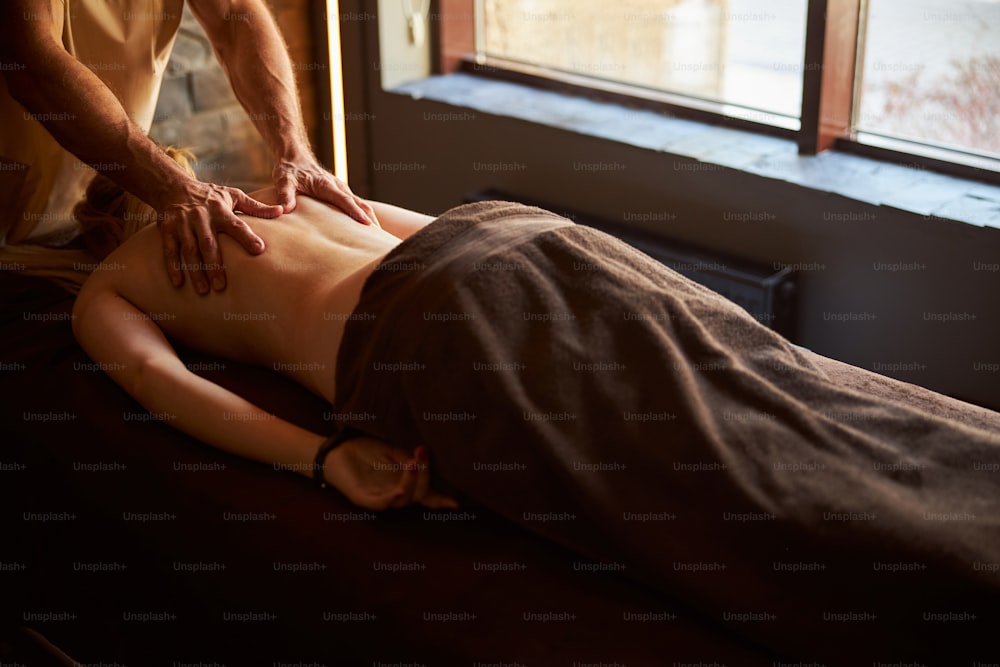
[84,192,404,403]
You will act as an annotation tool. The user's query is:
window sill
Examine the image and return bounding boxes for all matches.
[394,73,1000,231]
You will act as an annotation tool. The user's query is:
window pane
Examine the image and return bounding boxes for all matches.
[478,0,808,119]
[856,0,1000,159]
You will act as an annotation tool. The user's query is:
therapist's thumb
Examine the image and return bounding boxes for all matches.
[232,190,283,219]
[276,180,298,214]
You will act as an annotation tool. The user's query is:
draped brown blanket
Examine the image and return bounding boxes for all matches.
[333,201,1000,665]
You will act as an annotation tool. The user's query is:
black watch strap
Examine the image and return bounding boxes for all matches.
[313,428,353,489]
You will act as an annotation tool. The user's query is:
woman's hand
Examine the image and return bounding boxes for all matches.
[324,437,459,511]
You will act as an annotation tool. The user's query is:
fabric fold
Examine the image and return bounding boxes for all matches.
[333,200,999,665]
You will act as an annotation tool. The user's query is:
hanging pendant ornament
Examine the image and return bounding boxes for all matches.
[403,0,429,47]
[408,14,426,46]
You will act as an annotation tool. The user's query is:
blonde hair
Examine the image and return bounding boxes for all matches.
[1,147,197,293]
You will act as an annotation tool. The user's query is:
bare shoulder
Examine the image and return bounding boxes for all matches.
[77,225,169,308]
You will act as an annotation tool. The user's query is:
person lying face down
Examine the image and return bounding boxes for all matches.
[67,148,456,511]
[35,147,1000,665]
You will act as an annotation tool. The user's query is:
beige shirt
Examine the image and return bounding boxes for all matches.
[0,0,183,245]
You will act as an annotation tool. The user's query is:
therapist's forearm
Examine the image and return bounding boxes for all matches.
[5,47,199,211]
[209,4,314,164]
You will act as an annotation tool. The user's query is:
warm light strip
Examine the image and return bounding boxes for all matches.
[327,0,348,183]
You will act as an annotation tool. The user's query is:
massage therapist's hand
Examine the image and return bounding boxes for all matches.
[272,158,380,227]
[325,437,459,511]
[160,181,283,295]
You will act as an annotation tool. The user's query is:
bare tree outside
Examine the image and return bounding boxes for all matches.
[858,0,1000,156]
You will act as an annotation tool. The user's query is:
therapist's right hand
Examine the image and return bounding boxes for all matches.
[159,181,283,295]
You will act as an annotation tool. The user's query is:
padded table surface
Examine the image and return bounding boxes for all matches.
[1,273,773,666]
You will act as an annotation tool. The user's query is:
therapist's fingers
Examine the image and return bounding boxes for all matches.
[214,211,265,268]
[160,224,184,288]
[273,161,376,225]
[157,185,276,294]
[230,188,283,220]
[176,215,210,295]
[196,207,228,293]
[159,207,211,293]
[219,192,271,256]
[354,195,381,229]
[273,172,299,214]
[309,173,375,225]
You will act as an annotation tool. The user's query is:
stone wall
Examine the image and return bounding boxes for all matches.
[149,1,321,192]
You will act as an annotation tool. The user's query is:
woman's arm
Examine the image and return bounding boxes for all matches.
[72,279,458,510]
[72,280,325,474]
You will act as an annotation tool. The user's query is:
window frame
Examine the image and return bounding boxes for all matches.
[432,0,999,185]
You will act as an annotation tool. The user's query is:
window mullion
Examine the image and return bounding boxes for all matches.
[799,0,862,154]
[434,0,476,74]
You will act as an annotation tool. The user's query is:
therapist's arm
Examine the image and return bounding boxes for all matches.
[0,0,281,294]
[187,0,378,226]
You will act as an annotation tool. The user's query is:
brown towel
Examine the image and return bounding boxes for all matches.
[333,200,1000,665]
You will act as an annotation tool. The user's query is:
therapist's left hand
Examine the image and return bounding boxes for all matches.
[272,158,379,227]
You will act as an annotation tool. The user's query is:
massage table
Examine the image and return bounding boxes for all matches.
[3,201,997,665]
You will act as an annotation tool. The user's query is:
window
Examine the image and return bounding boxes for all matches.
[437,0,1000,180]
[854,0,1000,166]
[479,0,808,124]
